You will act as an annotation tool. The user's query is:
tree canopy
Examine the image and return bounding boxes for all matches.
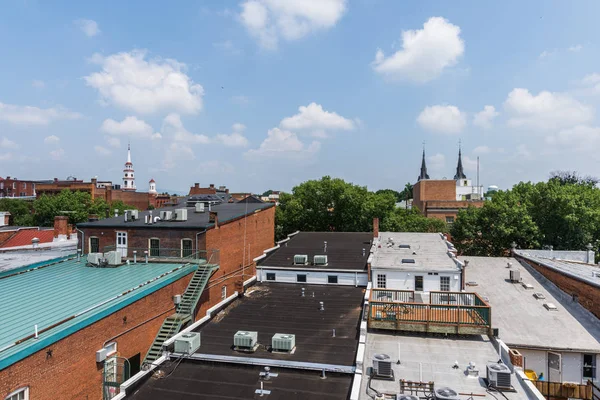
[451,172,600,257]
[275,176,445,240]
[0,198,34,226]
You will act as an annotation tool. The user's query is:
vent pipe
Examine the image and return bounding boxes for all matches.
[149,211,153,224]
[301,288,305,297]
[114,209,119,217]
[362,248,366,257]
[319,301,324,311]
[324,241,327,253]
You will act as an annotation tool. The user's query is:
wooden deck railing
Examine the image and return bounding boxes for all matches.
[533,380,593,400]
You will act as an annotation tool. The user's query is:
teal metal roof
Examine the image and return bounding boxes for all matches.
[0,256,197,370]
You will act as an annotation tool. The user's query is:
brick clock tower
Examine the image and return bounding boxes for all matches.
[122,143,136,191]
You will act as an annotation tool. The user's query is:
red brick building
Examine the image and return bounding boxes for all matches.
[0,176,36,198]
[188,183,229,199]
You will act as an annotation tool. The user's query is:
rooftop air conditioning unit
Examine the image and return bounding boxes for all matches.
[160,211,172,220]
[175,208,188,221]
[195,203,205,213]
[397,396,419,400]
[130,210,139,220]
[509,270,520,283]
[486,363,511,389]
[272,333,296,352]
[313,255,328,266]
[174,332,201,355]
[294,255,308,265]
[234,331,258,350]
[87,253,103,265]
[434,387,459,400]
[105,251,121,266]
[372,354,393,378]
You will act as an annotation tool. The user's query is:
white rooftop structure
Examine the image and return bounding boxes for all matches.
[0,241,77,273]
[371,232,460,272]
[465,256,600,353]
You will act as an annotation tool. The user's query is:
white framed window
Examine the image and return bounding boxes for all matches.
[5,387,29,400]
[221,285,227,300]
[445,216,455,224]
[12,182,16,189]
[266,273,276,281]
[89,236,100,253]
[440,276,450,291]
[22,183,26,189]
[377,274,387,289]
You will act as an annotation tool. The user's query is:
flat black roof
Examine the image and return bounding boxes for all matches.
[193,282,364,365]
[129,361,353,400]
[258,232,372,271]
[77,202,273,229]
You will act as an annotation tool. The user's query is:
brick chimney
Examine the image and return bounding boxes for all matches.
[194,183,199,188]
[373,217,379,238]
[54,216,69,241]
[209,211,218,228]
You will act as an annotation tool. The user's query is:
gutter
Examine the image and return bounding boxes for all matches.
[76,227,84,254]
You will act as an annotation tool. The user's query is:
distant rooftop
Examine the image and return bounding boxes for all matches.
[77,201,273,229]
[371,232,460,272]
[361,332,529,399]
[514,249,600,289]
[258,232,373,271]
[0,228,54,248]
[0,257,197,370]
[465,256,600,352]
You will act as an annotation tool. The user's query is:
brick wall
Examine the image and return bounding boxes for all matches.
[515,255,600,319]
[0,178,36,197]
[110,190,152,210]
[413,180,457,213]
[0,272,193,400]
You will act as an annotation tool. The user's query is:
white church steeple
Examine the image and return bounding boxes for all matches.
[122,143,136,191]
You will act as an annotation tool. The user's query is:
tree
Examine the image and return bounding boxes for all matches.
[376,189,402,202]
[0,199,34,226]
[381,208,446,233]
[549,170,599,187]
[262,190,274,197]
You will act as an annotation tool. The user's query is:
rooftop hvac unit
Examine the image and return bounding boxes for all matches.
[486,363,511,389]
[195,202,205,213]
[174,332,201,355]
[87,253,103,265]
[397,396,419,400]
[372,354,393,378]
[105,251,121,266]
[509,270,520,283]
[160,211,172,220]
[293,255,308,265]
[434,387,459,400]
[272,333,296,352]
[123,210,131,222]
[175,208,188,221]
[313,255,328,266]
[234,331,258,349]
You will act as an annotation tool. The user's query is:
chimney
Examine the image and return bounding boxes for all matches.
[209,211,218,228]
[373,217,379,238]
[91,177,97,186]
[461,260,469,290]
[586,243,595,264]
[209,184,215,189]
[194,183,199,188]
[54,216,69,241]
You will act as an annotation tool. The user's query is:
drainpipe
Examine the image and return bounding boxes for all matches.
[76,227,85,255]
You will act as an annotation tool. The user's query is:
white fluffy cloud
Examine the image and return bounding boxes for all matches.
[101,116,162,140]
[163,142,196,169]
[280,102,355,137]
[0,137,19,149]
[85,50,204,115]
[427,153,445,172]
[215,124,249,147]
[0,103,81,126]
[504,88,594,130]
[240,0,347,49]
[417,105,466,134]
[50,148,65,160]
[163,113,210,144]
[546,125,600,151]
[94,145,111,156]
[75,19,100,37]
[473,105,499,130]
[44,135,60,144]
[245,127,320,159]
[580,73,600,94]
[372,17,464,83]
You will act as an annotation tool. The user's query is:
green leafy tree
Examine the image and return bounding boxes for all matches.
[0,198,34,226]
[376,189,402,202]
[381,208,446,233]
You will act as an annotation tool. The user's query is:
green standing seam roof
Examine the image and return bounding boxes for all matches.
[0,257,197,371]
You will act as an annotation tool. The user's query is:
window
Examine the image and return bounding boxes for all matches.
[12,183,16,189]
[181,239,193,257]
[297,274,307,283]
[90,237,99,253]
[266,272,276,281]
[221,285,227,299]
[328,275,338,284]
[22,183,26,189]
[149,238,160,257]
[4,387,28,400]
[377,274,386,289]
[583,354,596,379]
[440,276,450,291]
[463,180,468,186]
[446,216,455,224]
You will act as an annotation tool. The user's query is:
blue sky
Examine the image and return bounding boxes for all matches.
[2,0,600,194]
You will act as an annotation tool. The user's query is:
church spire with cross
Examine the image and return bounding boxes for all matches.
[418,144,430,181]
[453,141,467,180]
[122,142,136,191]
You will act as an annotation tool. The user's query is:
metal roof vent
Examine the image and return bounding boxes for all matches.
[465,281,478,287]
[544,303,558,311]
[398,244,411,249]
[434,387,459,400]
[271,333,296,353]
[294,255,308,265]
[401,259,415,264]
[533,292,546,299]
[234,331,258,351]
[521,283,534,290]
[314,255,328,266]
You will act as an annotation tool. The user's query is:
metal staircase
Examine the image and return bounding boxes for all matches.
[143,265,217,366]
